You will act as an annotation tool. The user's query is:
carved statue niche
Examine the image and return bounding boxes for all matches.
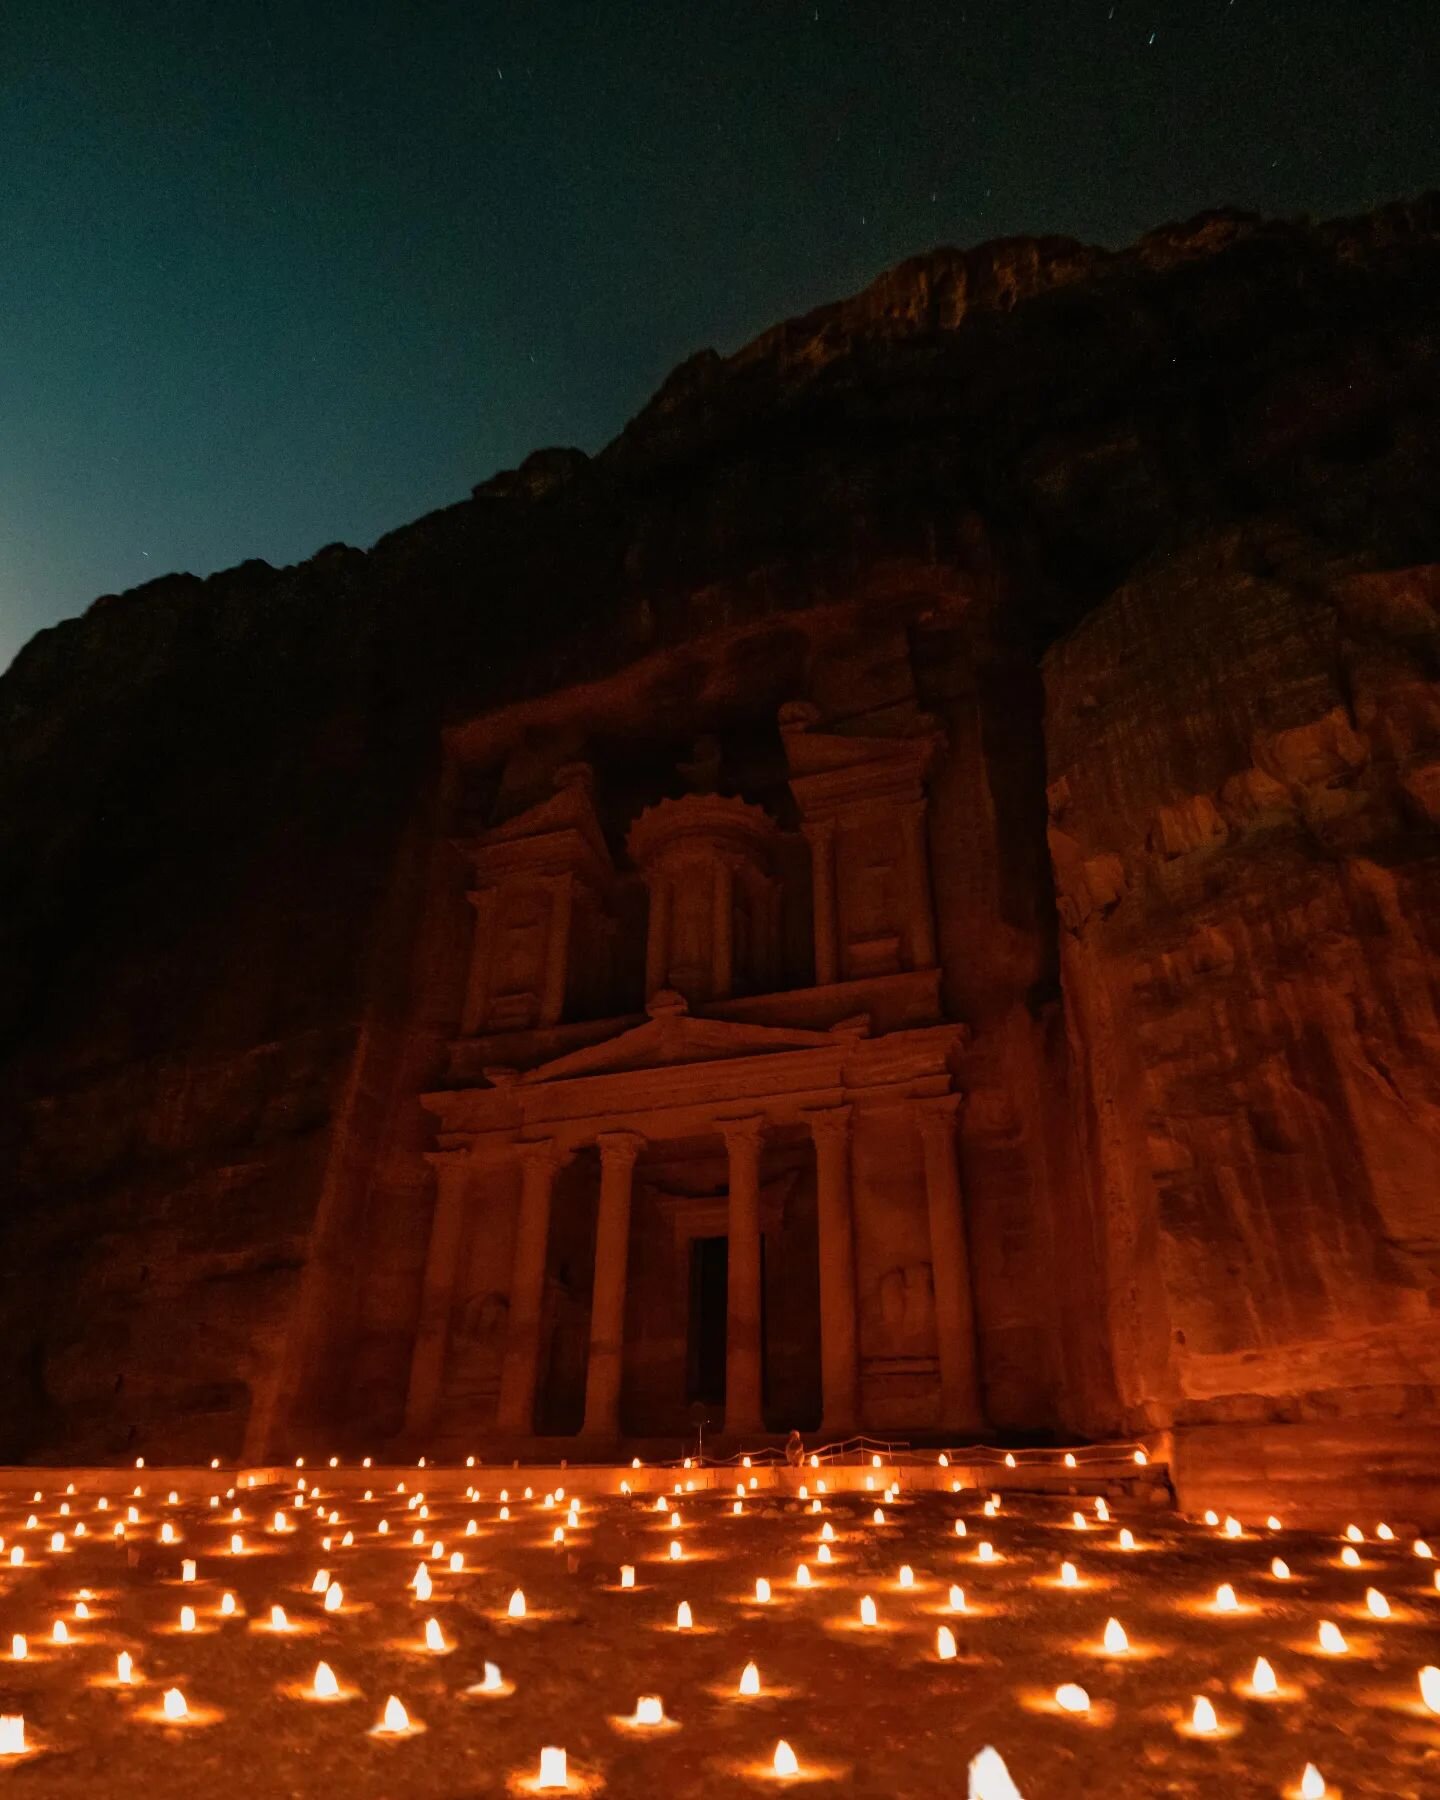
[455,762,617,1034]
[779,701,944,986]
[626,793,781,1006]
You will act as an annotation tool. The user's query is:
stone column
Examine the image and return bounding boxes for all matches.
[913,1094,984,1432]
[581,1130,645,1441]
[644,875,672,998]
[461,887,499,1033]
[804,1106,859,1438]
[721,1116,766,1437]
[802,820,838,986]
[711,861,734,999]
[900,800,938,969]
[539,872,574,1027]
[401,1150,473,1443]
[496,1138,571,1435]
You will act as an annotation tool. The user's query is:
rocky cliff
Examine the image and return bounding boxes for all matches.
[2,197,1437,1509]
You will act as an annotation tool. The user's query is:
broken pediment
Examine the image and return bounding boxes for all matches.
[516,988,858,1085]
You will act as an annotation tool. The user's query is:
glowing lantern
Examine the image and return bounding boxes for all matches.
[1203,1511,1219,1527]
[1213,1583,1239,1613]
[10,1637,24,1661]
[1317,1621,1347,1655]
[424,1618,446,1653]
[311,1569,330,1593]
[1102,1618,1128,1655]
[937,1625,957,1661]
[1223,1516,1242,1539]
[480,1662,503,1692]
[1071,1512,1087,1531]
[755,1577,771,1604]
[324,1582,343,1613]
[270,1605,289,1633]
[1060,1562,1078,1588]
[1251,1656,1278,1696]
[220,1592,236,1617]
[859,1594,878,1627]
[229,1534,243,1555]
[818,1543,832,1565]
[1271,1558,1291,1580]
[773,1740,800,1778]
[163,1688,189,1722]
[967,1746,1022,1799]
[978,1542,995,1563]
[633,1696,665,1726]
[537,1746,568,1789]
[49,1532,64,1553]
[795,1563,811,1588]
[1118,1528,1136,1550]
[508,1589,526,1619]
[52,1620,68,1645]
[179,1606,195,1633]
[413,1565,433,1601]
[1365,1587,1391,1619]
[1345,1524,1363,1543]
[620,1565,635,1589]
[1004,1453,1016,1469]
[0,1717,26,1756]
[1094,1498,1109,1521]
[1340,1546,1361,1568]
[873,1508,885,1526]
[1418,1666,1440,1714]
[1415,1539,1433,1559]
[313,1662,339,1699]
[1190,1696,1219,1735]
[1055,1683,1089,1714]
[181,1559,196,1583]
[1299,1766,1327,1799]
[955,1519,967,1538]
[1063,1453,1076,1469]
[669,1540,682,1561]
[675,1602,692,1630]
[377,1696,410,1734]
[949,1585,967,1612]
[1267,1515,1282,1531]
[117,1651,134,1684]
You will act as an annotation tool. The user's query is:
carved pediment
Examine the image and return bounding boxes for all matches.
[516,990,863,1085]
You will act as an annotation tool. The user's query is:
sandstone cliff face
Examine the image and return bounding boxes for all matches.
[1,198,1437,1490]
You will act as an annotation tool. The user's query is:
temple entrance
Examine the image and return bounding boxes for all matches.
[687,1235,729,1408]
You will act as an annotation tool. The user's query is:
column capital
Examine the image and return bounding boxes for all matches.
[802,1103,852,1146]
[595,1129,646,1169]
[911,1091,964,1141]
[717,1114,767,1154]
[516,1136,573,1176]
[422,1146,473,1171]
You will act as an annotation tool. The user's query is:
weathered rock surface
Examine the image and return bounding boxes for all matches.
[1,197,1437,1507]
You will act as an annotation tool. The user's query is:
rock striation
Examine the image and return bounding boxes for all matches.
[1,197,1437,1519]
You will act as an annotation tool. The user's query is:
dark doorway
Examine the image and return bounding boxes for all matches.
[687,1235,729,1407]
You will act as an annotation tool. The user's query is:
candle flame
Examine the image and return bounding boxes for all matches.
[424,1618,446,1652]
[162,1688,188,1722]
[1418,1666,1440,1714]
[312,1662,339,1699]
[1213,1583,1238,1613]
[634,1695,664,1725]
[379,1695,410,1733]
[1317,1620,1347,1655]
[508,1589,526,1619]
[537,1745,568,1789]
[1055,1682,1089,1714]
[0,1716,26,1757]
[1365,1587,1391,1619]
[739,1661,761,1695]
[755,1577,771,1603]
[773,1739,800,1777]
[937,1625,957,1661]
[967,1746,1022,1799]
[1103,1617,1128,1654]
[1251,1656,1277,1696]
[675,1601,692,1629]
[1190,1695,1219,1734]
[1299,1764,1327,1799]
[859,1594,878,1626]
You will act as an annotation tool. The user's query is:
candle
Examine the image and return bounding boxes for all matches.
[0,1717,26,1757]
[859,1594,878,1627]
[1299,1765,1327,1799]
[1055,1682,1090,1714]
[1317,1621,1347,1655]
[117,1651,134,1684]
[739,1661,761,1696]
[537,1746,568,1789]
[937,1625,957,1660]
[1190,1695,1219,1734]
[508,1589,526,1619]
[312,1662,340,1699]
[967,1746,1022,1799]
[620,1565,635,1588]
[424,1618,447,1652]
[773,1740,800,1778]
[633,1696,665,1725]
[755,1577,771,1603]
[1213,1583,1239,1613]
[1365,1587,1391,1619]
[675,1601,692,1629]
[1419,1666,1440,1715]
[1102,1618,1128,1655]
[163,1688,189,1722]
[376,1695,411,1734]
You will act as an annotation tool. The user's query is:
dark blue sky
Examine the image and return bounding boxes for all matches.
[3,0,1435,668]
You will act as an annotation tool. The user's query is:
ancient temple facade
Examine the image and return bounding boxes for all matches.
[411,707,984,1451]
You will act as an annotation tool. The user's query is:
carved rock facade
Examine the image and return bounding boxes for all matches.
[1,199,1437,1517]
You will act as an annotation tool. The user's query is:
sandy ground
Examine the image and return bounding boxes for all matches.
[0,1469,1436,1797]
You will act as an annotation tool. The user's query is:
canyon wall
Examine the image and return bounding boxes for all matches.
[0,197,1436,1509]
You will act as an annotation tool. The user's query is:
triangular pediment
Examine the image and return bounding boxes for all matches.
[517,1004,855,1086]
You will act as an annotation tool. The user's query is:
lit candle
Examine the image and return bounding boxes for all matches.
[859,1594,878,1627]
[1271,1558,1291,1580]
[898,1565,914,1589]
[633,1696,665,1726]
[269,1605,289,1632]
[755,1577,771,1604]
[937,1625,957,1661]
[1365,1587,1391,1619]
[795,1562,811,1588]
[376,1696,411,1734]
[1213,1583,1239,1613]
[620,1565,635,1588]
[181,1559,196,1582]
[52,1620,68,1646]
[0,1717,26,1757]
[1317,1620,1347,1655]
[479,1662,503,1692]
[1419,1666,1440,1715]
[508,1589,526,1619]
[739,1661,761,1696]
[163,1688,189,1722]
[179,1605,195,1633]
[536,1745,568,1789]
[117,1651,134,1684]
[1190,1695,1219,1734]
[9,1637,23,1661]
[220,1592,236,1616]
[312,1662,340,1699]
[967,1746,1022,1799]
[773,1740,800,1778]
[675,1601,692,1630]
[424,1618,446,1653]
[1060,1561,1078,1588]
[1054,1682,1089,1714]
[1250,1656,1278,1696]
[1299,1765,1327,1799]
[1102,1617,1128,1655]
[949,1585,966,1612]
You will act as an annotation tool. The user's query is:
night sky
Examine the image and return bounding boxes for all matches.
[3,1,1435,669]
